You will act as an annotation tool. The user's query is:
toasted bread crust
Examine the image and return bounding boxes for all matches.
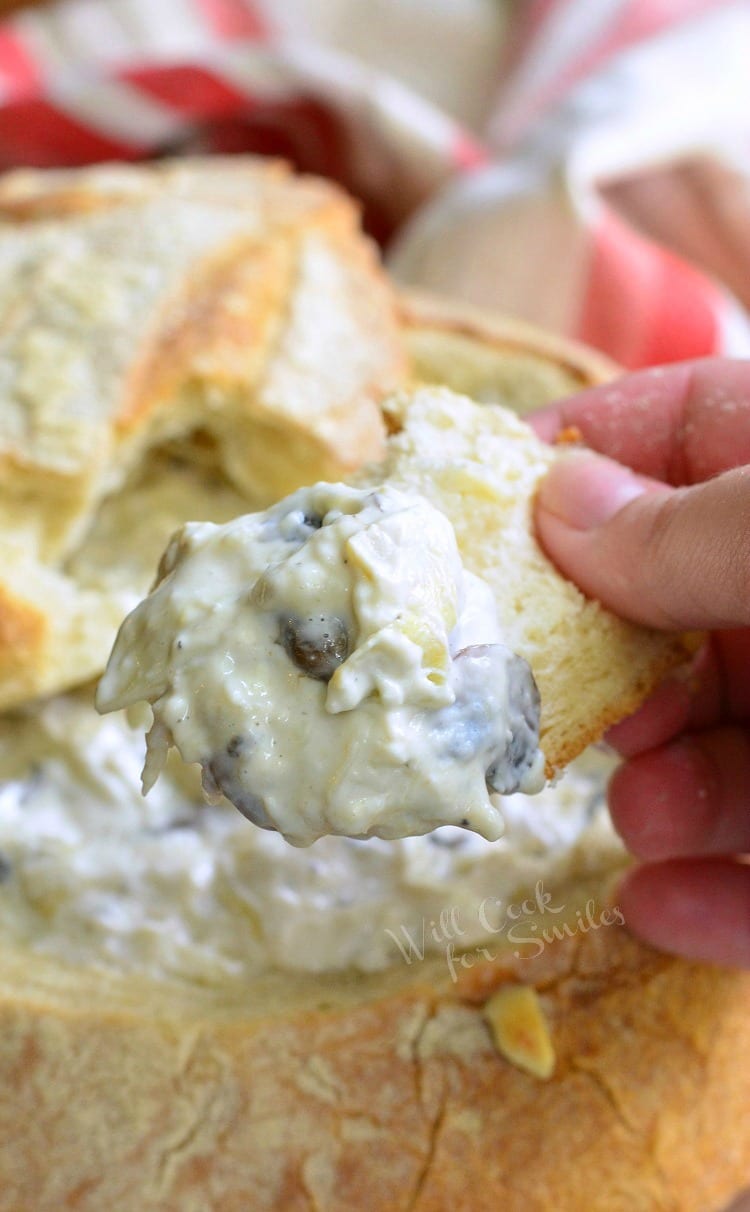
[0,921,748,1211]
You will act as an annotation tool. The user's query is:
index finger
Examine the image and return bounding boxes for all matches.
[530,358,750,486]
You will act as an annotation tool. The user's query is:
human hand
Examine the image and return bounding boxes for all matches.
[531,359,750,968]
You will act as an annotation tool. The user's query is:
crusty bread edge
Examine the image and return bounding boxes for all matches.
[540,632,700,776]
[398,288,618,392]
[1,911,748,1212]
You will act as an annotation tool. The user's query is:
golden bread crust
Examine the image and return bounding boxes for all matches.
[0,923,748,1211]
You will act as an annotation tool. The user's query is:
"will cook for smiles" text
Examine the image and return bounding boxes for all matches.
[384,880,625,983]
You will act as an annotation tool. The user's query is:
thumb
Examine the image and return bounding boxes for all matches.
[536,451,750,630]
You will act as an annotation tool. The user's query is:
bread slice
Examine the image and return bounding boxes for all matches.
[1,293,746,1212]
[366,385,692,775]
[0,158,404,709]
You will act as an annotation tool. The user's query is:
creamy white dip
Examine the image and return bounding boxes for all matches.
[0,689,624,982]
[96,483,546,845]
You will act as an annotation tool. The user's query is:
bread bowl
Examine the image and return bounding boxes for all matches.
[0,167,747,1210]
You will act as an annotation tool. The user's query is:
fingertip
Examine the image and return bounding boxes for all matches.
[534,451,667,618]
[604,677,694,758]
[534,455,632,614]
[608,754,671,860]
[617,859,750,967]
[608,741,714,861]
[536,451,646,533]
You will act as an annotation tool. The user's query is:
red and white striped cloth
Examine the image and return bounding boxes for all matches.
[0,0,749,367]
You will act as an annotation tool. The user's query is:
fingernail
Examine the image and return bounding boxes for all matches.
[538,451,646,531]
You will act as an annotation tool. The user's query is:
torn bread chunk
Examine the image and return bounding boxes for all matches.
[97,387,692,843]
[375,387,693,773]
[0,158,404,710]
